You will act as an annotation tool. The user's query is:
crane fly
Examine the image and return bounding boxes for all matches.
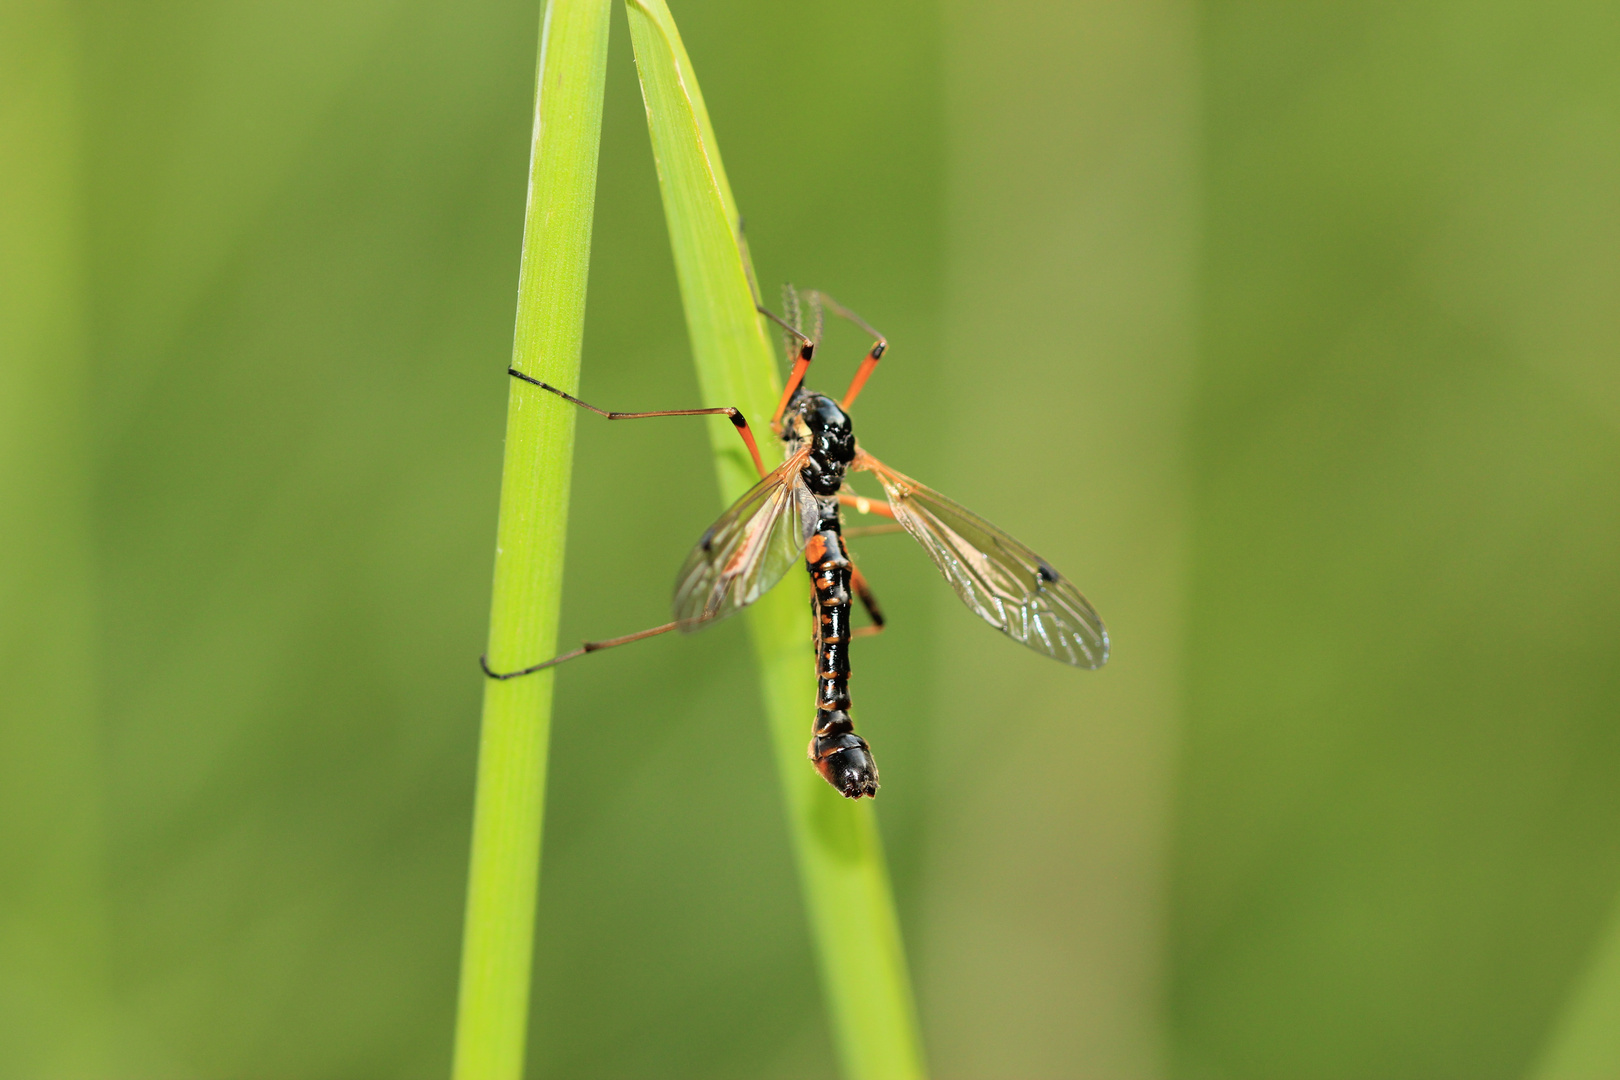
[482,286,1109,799]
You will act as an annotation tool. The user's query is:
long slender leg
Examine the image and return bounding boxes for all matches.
[735,219,885,419]
[492,366,761,681]
[761,284,815,427]
[735,225,818,428]
[802,291,887,410]
[481,621,678,680]
[507,367,767,478]
[838,494,896,519]
[805,290,883,344]
[769,333,815,427]
[849,564,886,639]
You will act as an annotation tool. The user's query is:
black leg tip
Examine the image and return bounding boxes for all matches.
[480,654,531,680]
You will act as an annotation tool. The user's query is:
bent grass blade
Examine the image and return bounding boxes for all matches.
[624,3,927,1077]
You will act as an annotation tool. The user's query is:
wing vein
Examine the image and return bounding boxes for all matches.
[853,450,1109,668]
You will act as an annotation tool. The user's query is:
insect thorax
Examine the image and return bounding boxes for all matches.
[783,388,855,496]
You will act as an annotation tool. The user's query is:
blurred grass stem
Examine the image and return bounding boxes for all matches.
[451,0,611,1076]
[0,2,112,1072]
[624,3,927,1077]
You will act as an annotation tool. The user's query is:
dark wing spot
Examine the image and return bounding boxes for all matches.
[1036,561,1059,584]
[699,526,716,553]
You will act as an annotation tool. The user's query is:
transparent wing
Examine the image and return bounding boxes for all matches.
[855,451,1109,668]
[672,450,816,629]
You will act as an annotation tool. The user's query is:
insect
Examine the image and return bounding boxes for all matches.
[482,287,1109,799]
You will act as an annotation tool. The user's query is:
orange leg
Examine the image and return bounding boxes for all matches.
[771,342,814,426]
[849,564,887,637]
[839,494,896,519]
[797,291,888,412]
[840,347,885,412]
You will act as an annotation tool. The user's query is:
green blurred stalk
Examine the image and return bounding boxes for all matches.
[0,1,111,1074]
[451,0,611,1076]
[624,4,926,1077]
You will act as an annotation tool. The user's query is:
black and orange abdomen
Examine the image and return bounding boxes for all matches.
[805,509,879,798]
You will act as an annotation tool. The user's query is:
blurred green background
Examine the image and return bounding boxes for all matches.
[3,0,1617,1076]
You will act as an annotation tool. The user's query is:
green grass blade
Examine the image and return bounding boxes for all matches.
[623,4,927,1077]
[451,0,612,1076]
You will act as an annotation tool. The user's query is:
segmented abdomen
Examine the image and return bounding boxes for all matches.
[805,503,879,798]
